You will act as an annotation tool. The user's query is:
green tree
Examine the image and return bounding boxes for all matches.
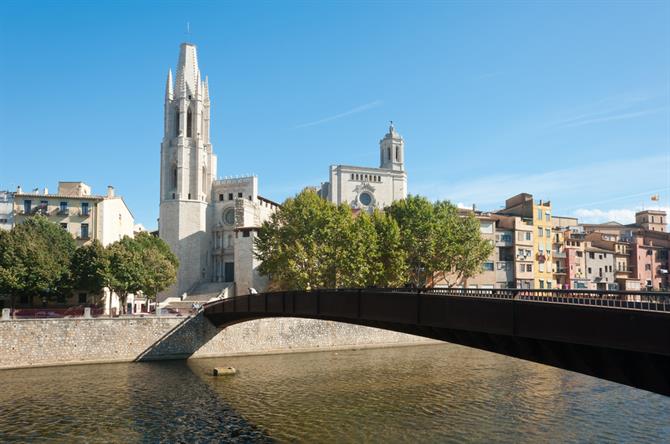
[387,196,493,287]
[103,237,143,314]
[370,210,408,287]
[71,240,108,299]
[133,232,178,303]
[0,216,76,306]
[256,189,346,290]
[386,195,437,286]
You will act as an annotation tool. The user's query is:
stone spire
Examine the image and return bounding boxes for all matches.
[203,75,210,103]
[165,69,173,101]
[175,43,201,99]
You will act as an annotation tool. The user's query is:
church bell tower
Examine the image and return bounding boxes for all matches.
[159,43,217,300]
[379,122,404,171]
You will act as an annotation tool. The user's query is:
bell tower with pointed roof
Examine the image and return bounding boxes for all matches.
[159,42,217,299]
[379,121,404,171]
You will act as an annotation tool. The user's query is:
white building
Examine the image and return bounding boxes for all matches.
[318,123,408,211]
[158,43,279,304]
[0,191,14,231]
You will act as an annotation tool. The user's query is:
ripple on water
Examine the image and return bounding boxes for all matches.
[1,344,669,443]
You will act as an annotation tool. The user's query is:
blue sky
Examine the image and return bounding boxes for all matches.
[1,1,668,229]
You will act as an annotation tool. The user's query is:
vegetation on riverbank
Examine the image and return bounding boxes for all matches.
[255,190,493,290]
[0,217,178,311]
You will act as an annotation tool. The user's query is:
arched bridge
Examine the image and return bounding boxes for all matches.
[204,288,670,396]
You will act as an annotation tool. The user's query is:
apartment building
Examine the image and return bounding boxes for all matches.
[497,193,553,288]
[0,191,14,231]
[12,182,134,247]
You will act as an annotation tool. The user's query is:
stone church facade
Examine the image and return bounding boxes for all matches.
[158,43,408,303]
[158,43,279,302]
[318,123,408,211]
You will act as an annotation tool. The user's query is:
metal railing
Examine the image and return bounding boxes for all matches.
[299,287,670,312]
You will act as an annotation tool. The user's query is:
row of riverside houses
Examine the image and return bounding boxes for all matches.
[0,182,148,313]
[434,193,669,291]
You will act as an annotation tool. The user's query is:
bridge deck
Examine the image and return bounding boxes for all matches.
[204,288,670,396]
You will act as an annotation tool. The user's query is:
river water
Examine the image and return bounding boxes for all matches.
[1,344,668,443]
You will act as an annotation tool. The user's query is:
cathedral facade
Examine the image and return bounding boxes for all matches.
[318,123,408,211]
[158,43,408,302]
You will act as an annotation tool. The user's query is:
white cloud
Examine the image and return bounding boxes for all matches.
[294,100,383,129]
[573,206,670,225]
[411,154,670,214]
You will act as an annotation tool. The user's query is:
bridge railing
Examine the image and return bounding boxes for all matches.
[319,287,670,312]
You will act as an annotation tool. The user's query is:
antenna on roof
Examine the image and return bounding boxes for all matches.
[186,21,191,41]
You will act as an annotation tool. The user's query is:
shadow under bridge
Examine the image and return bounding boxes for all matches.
[203,288,670,397]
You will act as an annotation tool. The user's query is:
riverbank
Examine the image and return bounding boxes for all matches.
[0,313,435,370]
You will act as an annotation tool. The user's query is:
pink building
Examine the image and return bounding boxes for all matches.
[630,234,669,291]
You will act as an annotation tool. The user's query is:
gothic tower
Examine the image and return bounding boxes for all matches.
[159,43,217,299]
[379,122,404,171]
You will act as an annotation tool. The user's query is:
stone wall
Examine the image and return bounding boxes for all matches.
[0,315,434,370]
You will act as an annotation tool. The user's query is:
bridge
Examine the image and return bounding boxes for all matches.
[204,288,670,396]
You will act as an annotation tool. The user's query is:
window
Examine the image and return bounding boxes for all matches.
[480,221,494,234]
[538,227,543,237]
[545,228,550,238]
[588,267,592,274]
[589,252,595,259]
[188,193,191,199]
[78,293,87,304]
[395,146,400,161]
[598,254,603,260]
[645,264,651,271]
[81,223,89,239]
[539,263,545,272]
[242,229,250,238]
[174,107,180,136]
[483,262,494,271]
[219,194,223,201]
[81,202,89,216]
[171,166,177,189]
[228,193,233,200]
[223,209,235,225]
[576,251,583,257]
[537,209,542,220]
[23,200,32,213]
[359,192,373,206]
[519,264,525,273]
[500,233,512,243]
[539,280,545,289]
[545,211,550,221]
[60,202,68,213]
[525,232,532,241]
[546,241,551,252]
[238,192,242,198]
[387,147,391,161]
[351,174,354,180]
[547,281,552,289]
[186,108,193,137]
[526,264,533,272]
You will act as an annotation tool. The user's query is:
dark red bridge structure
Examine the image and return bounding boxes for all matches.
[204,288,670,396]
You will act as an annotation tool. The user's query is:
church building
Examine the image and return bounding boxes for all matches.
[158,43,408,304]
[158,43,279,303]
[318,123,408,210]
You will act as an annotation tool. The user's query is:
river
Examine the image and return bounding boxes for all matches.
[1,343,668,443]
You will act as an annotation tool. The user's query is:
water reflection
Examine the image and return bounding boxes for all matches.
[1,343,668,443]
[188,344,670,443]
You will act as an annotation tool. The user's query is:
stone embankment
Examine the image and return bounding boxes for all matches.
[0,313,434,369]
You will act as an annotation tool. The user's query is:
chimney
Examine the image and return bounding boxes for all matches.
[16,185,22,193]
[107,186,115,198]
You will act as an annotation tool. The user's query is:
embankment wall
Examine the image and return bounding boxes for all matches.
[0,314,434,369]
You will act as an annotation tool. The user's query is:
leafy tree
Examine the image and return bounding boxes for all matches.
[370,210,408,287]
[133,232,178,302]
[0,216,76,305]
[71,240,108,298]
[385,195,438,287]
[103,237,143,314]
[256,189,346,290]
[387,195,493,287]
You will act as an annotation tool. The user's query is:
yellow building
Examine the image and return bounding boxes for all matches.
[497,193,553,289]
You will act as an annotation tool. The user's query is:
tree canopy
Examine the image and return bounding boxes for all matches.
[255,191,492,290]
[0,216,76,303]
[0,219,178,311]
